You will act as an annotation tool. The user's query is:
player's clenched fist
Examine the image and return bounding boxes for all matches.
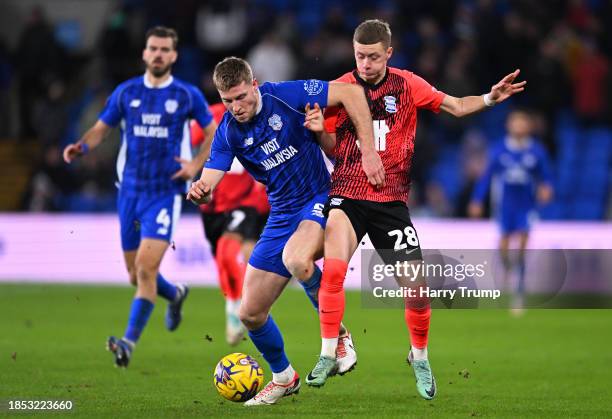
[361,149,385,188]
[187,179,212,205]
[63,142,87,163]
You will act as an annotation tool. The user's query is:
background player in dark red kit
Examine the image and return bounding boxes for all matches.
[305,20,526,399]
[191,103,270,345]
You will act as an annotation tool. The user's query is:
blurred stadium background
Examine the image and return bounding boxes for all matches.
[0,0,610,284]
[1,1,611,416]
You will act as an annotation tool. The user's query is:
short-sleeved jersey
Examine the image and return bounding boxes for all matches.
[324,67,446,203]
[191,103,269,214]
[472,137,553,213]
[99,75,213,197]
[205,80,330,213]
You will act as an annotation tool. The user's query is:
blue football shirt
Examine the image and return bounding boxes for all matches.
[99,75,213,196]
[205,80,331,213]
[472,137,553,213]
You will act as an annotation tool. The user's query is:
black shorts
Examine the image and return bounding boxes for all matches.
[324,195,422,263]
[201,207,268,255]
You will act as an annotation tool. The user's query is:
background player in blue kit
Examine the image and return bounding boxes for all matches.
[188,57,384,406]
[469,109,553,309]
[62,27,217,367]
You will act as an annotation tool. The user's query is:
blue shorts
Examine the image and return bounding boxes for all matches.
[499,208,534,235]
[249,189,328,278]
[117,191,182,251]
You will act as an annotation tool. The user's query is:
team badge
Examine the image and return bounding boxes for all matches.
[522,153,536,168]
[130,99,141,108]
[268,114,283,131]
[384,96,397,113]
[165,99,178,114]
[303,79,324,96]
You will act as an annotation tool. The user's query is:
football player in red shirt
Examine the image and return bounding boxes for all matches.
[192,103,270,345]
[304,20,526,398]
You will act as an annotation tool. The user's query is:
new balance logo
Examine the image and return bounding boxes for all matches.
[330,198,344,206]
[130,99,141,108]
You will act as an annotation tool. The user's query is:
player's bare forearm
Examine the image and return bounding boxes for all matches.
[80,120,112,149]
[316,131,336,154]
[63,120,112,163]
[440,95,490,118]
[441,69,526,118]
[328,83,375,152]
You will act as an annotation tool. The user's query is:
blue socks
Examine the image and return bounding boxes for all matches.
[156,273,177,301]
[124,298,154,344]
[300,264,321,310]
[248,316,289,373]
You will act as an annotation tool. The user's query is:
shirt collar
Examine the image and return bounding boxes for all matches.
[144,74,174,89]
[505,135,532,151]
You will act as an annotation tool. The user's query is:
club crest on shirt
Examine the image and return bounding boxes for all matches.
[165,99,178,114]
[522,153,536,168]
[268,114,283,131]
[384,96,397,113]
[303,79,324,96]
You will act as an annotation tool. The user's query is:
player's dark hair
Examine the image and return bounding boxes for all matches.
[213,57,254,91]
[508,107,533,119]
[354,19,392,49]
[145,26,178,50]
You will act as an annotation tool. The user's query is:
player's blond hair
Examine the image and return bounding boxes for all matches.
[354,19,392,49]
[213,57,254,92]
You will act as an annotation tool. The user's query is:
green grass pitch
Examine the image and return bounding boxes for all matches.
[1,283,612,418]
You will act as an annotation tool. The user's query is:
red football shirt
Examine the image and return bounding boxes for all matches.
[191,103,269,214]
[324,67,446,203]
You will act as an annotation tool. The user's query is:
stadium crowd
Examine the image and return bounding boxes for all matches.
[0,0,610,218]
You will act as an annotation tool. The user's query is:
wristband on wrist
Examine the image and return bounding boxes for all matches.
[483,93,496,107]
[80,142,90,155]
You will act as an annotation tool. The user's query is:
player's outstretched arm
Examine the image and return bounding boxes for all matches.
[304,102,336,154]
[172,120,218,181]
[327,82,385,187]
[62,120,112,163]
[187,168,225,205]
[440,69,526,118]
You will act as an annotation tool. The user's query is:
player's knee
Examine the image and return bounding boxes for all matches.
[135,263,156,283]
[283,252,313,280]
[238,306,267,330]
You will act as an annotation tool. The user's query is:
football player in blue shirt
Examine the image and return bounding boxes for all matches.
[63,27,217,367]
[188,57,384,406]
[469,109,553,310]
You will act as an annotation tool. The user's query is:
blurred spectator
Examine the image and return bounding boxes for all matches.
[196,0,249,64]
[31,79,69,148]
[525,36,570,153]
[25,145,79,212]
[247,31,296,82]
[15,6,63,140]
[454,130,490,218]
[571,38,610,126]
[0,40,12,138]
[99,8,138,86]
